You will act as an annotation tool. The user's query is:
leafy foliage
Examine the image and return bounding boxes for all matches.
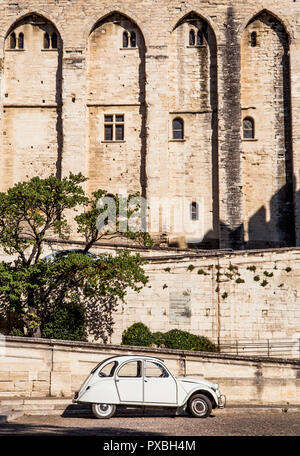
[0,174,151,341]
[41,302,86,341]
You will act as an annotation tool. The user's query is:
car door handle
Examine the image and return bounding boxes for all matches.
[144,380,147,382]
[115,380,119,382]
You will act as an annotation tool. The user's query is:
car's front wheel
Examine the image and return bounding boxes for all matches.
[188,394,212,418]
[91,403,116,419]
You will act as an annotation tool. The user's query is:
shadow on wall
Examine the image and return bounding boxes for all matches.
[184,178,296,250]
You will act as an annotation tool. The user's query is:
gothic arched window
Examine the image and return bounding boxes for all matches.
[250,31,257,47]
[51,32,58,49]
[18,32,24,49]
[44,32,50,49]
[243,117,255,139]
[123,31,129,48]
[197,30,203,46]
[130,31,136,48]
[190,202,199,221]
[10,32,17,49]
[172,118,184,140]
[189,29,195,46]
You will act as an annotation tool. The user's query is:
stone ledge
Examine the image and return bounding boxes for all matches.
[3,336,300,366]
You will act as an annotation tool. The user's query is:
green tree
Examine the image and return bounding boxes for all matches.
[0,173,150,341]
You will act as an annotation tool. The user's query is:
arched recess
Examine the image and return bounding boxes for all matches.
[1,13,63,190]
[241,11,295,248]
[86,12,146,196]
[168,12,219,248]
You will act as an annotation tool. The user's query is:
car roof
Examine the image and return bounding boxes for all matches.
[99,354,165,364]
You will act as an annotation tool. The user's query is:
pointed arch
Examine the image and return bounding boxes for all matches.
[238,9,293,42]
[87,9,148,48]
[170,9,219,43]
[4,11,64,43]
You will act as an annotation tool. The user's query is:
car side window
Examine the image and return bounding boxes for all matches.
[145,361,169,378]
[117,361,142,378]
[99,361,118,377]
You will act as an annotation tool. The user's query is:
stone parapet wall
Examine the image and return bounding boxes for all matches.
[0,336,299,406]
[112,247,300,345]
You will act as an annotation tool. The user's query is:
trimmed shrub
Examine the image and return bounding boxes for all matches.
[41,303,86,341]
[163,329,218,352]
[121,322,153,347]
[122,323,218,352]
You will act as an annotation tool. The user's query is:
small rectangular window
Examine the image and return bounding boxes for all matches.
[104,114,125,141]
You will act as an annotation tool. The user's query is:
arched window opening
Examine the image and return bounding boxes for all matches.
[18,32,24,49]
[189,29,195,46]
[190,202,199,221]
[243,117,255,139]
[123,31,129,48]
[197,30,203,46]
[51,32,58,49]
[250,31,257,47]
[10,32,17,49]
[172,117,184,140]
[130,31,136,48]
[43,32,50,49]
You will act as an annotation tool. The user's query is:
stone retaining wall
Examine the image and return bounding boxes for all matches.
[0,336,299,406]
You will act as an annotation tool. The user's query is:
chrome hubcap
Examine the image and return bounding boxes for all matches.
[192,400,207,416]
[96,404,111,415]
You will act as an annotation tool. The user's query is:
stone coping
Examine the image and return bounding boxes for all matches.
[40,237,300,258]
[4,336,300,366]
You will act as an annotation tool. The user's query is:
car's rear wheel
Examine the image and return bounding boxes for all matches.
[188,394,212,418]
[91,403,116,419]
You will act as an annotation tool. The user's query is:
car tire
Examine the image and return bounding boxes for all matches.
[91,403,116,419]
[188,394,212,418]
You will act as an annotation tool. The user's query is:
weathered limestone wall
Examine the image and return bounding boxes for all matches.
[112,247,300,346]
[168,15,218,247]
[0,1,299,249]
[87,14,146,195]
[0,337,299,406]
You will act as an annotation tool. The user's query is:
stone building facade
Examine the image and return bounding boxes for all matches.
[0,1,300,250]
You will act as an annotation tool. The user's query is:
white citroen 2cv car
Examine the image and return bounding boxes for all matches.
[73,355,226,419]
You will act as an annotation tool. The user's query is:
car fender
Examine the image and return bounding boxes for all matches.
[77,378,120,404]
[178,384,219,408]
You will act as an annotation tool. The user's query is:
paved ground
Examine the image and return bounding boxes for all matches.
[0,406,300,436]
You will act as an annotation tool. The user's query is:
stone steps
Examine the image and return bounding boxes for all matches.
[0,397,91,417]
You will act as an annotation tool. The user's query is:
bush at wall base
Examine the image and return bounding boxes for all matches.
[121,323,219,352]
[121,322,153,347]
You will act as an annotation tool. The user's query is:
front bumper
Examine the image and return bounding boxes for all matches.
[218,394,226,409]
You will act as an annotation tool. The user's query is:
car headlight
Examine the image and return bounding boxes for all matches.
[212,383,219,392]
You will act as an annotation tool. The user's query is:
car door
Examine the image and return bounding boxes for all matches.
[143,360,177,404]
[115,360,143,403]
